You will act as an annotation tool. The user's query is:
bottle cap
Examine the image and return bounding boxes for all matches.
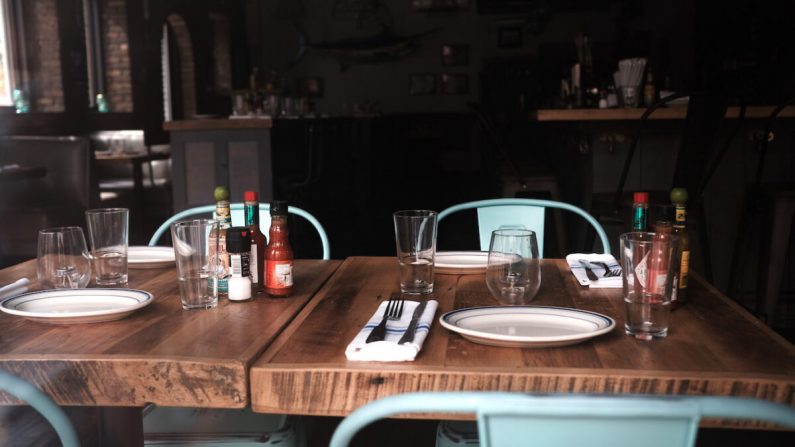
[214,186,230,202]
[225,227,251,253]
[244,191,259,202]
[633,192,649,204]
[654,204,675,223]
[270,200,288,216]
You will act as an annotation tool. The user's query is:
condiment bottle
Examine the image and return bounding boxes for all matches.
[244,191,267,293]
[225,227,252,302]
[643,67,656,106]
[265,200,294,297]
[208,186,231,298]
[632,192,649,231]
[226,227,251,301]
[671,188,690,306]
[652,204,680,300]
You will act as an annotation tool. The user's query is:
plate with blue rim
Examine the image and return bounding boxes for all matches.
[439,306,615,348]
[0,288,154,324]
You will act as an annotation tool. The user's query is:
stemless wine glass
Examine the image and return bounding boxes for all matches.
[37,226,91,289]
[486,229,541,305]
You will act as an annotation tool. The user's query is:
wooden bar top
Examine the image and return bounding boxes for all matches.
[250,257,795,419]
[163,117,273,131]
[524,105,795,121]
[0,258,339,408]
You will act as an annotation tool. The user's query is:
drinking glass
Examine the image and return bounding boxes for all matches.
[37,226,91,289]
[171,219,220,310]
[486,229,541,305]
[393,210,437,294]
[620,232,679,340]
[85,208,129,286]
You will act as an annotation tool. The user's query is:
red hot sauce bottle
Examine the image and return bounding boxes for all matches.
[265,200,294,297]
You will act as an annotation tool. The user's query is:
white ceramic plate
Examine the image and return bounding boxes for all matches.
[439,306,615,348]
[128,246,175,269]
[0,288,154,324]
[435,251,488,275]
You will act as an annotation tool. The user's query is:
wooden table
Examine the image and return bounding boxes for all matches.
[250,257,795,421]
[0,259,339,443]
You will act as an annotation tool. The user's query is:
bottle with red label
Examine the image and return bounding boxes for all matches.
[265,200,293,297]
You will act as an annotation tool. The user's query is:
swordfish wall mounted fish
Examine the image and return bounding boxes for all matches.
[298,28,441,71]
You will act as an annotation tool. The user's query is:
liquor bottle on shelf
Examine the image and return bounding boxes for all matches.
[244,191,267,293]
[643,67,657,107]
[265,200,294,297]
[208,186,231,297]
[632,192,649,231]
[671,187,690,306]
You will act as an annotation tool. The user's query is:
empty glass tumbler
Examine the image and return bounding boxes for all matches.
[85,208,129,286]
[393,210,438,294]
[486,229,541,305]
[37,226,91,289]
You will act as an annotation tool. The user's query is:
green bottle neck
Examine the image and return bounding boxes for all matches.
[245,201,259,226]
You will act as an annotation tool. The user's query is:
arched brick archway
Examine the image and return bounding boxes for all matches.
[165,14,195,118]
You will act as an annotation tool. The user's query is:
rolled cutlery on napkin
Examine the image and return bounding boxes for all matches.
[566,254,622,288]
[0,278,30,299]
[346,299,438,362]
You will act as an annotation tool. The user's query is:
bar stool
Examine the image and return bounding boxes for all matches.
[729,97,795,326]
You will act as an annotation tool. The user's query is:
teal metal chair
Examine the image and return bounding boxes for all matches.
[438,198,610,256]
[330,392,795,447]
[0,371,79,447]
[148,203,331,260]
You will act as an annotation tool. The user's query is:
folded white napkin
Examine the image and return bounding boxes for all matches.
[345,299,438,362]
[0,278,30,300]
[565,254,622,289]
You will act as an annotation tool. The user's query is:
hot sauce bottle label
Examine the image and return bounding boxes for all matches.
[267,260,293,288]
[679,250,690,288]
[250,244,258,284]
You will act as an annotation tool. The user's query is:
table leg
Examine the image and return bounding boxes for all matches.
[100,407,143,446]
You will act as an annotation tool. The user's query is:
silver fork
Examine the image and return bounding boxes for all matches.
[593,261,622,277]
[366,294,405,343]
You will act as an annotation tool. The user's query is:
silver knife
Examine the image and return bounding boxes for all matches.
[398,301,428,345]
[578,260,599,281]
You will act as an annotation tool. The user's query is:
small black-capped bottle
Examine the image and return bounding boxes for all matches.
[225,227,252,302]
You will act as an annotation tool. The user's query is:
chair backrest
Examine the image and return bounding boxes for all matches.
[438,198,610,256]
[0,371,80,447]
[754,96,795,187]
[148,203,331,260]
[330,392,795,447]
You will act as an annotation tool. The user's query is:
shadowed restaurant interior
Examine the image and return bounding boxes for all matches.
[1,0,795,446]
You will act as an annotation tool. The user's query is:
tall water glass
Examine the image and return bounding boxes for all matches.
[486,229,541,305]
[393,210,437,294]
[37,226,91,289]
[85,208,129,286]
[171,219,219,310]
[620,232,679,340]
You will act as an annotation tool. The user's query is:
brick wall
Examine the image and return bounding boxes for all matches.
[101,0,133,112]
[26,0,64,112]
[167,14,196,117]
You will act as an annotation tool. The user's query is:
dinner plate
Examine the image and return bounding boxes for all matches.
[439,306,615,348]
[434,251,488,275]
[128,246,175,269]
[0,288,154,324]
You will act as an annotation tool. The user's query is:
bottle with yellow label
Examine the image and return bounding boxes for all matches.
[670,187,690,306]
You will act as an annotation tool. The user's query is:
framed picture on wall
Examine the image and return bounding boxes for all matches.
[440,73,469,95]
[441,45,469,66]
[409,74,437,95]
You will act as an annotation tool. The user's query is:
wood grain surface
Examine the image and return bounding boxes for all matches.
[250,257,795,419]
[0,259,339,408]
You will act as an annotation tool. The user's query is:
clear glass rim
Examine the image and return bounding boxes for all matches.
[620,231,679,244]
[171,218,217,229]
[393,209,437,218]
[492,229,536,237]
[38,226,84,235]
[85,207,129,215]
